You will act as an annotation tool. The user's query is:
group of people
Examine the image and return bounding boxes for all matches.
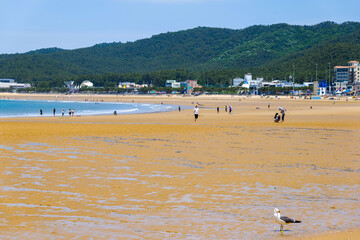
[194,104,233,122]
[194,104,286,123]
[216,105,232,114]
[274,107,286,123]
[41,108,75,117]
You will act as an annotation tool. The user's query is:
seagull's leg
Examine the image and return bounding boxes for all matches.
[280,225,283,232]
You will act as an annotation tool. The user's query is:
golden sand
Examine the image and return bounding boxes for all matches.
[0,93,359,239]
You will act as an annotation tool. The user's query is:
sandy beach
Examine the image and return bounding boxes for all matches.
[0,93,359,239]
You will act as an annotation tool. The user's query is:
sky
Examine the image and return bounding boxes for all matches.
[1,0,359,54]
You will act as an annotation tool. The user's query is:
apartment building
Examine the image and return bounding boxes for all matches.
[334,60,360,84]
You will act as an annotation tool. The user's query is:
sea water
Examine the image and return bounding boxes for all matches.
[0,99,178,117]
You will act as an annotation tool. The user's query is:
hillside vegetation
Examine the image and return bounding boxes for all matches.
[0,21,359,87]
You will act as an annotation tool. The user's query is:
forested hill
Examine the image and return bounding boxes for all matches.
[1,21,360,86]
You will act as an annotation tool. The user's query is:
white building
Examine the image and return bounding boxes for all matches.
[80,80,94,88]
[244,73,252,82]
[233,78,243,87]
[165,80,181,88]
[241,74,263,89]
[318,81,327,96]
[0,79,31,88]
[119,82,136,89]
[165,80,176,87]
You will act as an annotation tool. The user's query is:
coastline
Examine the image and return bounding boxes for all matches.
[0,96,178,118]
[0,92,359,239]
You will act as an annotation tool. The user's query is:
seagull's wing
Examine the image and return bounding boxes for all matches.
[280,216,301,223]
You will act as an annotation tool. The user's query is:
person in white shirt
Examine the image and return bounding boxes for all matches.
[194,105,199,122]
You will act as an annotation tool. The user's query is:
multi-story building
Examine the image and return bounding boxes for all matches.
[186,80,202,94]
[165,80,177,88]
[164,80,201,93]
[241,74,263,89]
[334,60,360,84]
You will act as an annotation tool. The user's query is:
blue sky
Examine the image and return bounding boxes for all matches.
[1,0,359,54]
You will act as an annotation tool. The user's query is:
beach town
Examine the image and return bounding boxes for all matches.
[2,60,360,98]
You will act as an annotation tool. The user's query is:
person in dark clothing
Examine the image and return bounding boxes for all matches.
[274,112,280,123]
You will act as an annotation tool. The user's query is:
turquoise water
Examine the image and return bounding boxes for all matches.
[0,99,178,117]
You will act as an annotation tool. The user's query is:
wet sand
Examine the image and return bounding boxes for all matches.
[0,93,359,239]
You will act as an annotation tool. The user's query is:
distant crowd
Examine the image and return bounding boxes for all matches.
[40,108,75,117]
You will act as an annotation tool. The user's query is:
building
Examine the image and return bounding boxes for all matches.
[80,80,94,88]
[318,80,327,96]
[118,82,136,89]
[334,60,360,84]
[165,80,180,88]
[244,73,252,83]
[232,78,244,87]
[303,82,314,87]
[0,79,31,89]
[241,74,263,90]
[334,81,348,94]
[64,81,77,92]
[165,80,176,88]
[186,80,202,94]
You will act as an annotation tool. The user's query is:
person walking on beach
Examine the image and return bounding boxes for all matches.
[194,105,199,122]
[229,105,232,114]
[71,108,75,116]
[178,106,181,112]
[53,108,56,116]
[279,107,286,122]
[40,109,42,116]
[69,109,71,116]
[225,105,227,112]
[62,109,64,117]
[217,106,219,113]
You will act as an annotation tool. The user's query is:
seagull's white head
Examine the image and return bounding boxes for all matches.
[274,208,280,213]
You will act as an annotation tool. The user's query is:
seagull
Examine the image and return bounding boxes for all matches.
[273,208,302,232]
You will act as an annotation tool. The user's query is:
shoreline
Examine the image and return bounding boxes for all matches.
[0,95,183,118]
[0,92,359,239]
